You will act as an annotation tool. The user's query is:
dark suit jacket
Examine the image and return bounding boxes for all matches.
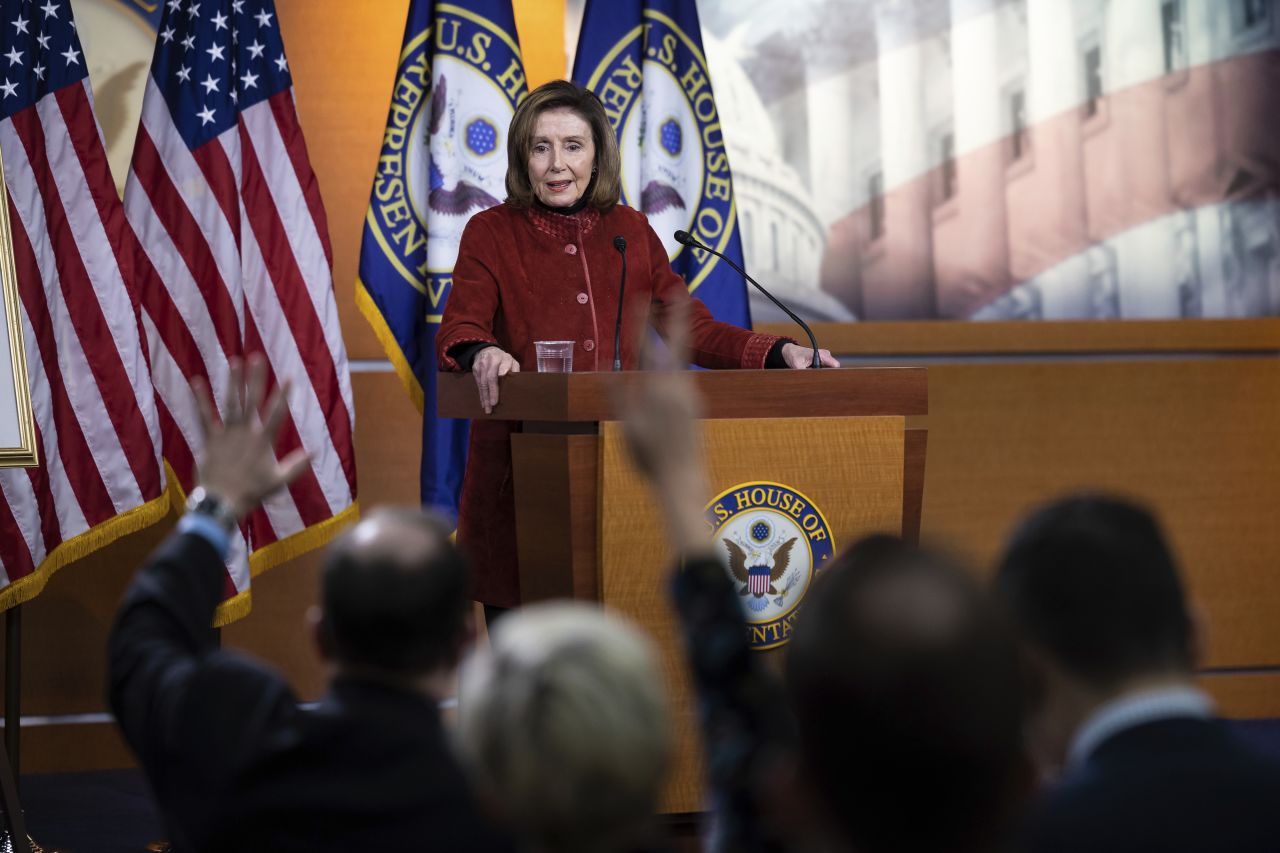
[1020,716,1280,853]
[108,531,514,853]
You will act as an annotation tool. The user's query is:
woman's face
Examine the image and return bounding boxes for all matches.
[526,107,595,208]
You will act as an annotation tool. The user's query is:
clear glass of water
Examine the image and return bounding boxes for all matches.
[535,340,574,373]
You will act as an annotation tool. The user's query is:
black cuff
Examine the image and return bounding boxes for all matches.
[764,340,789,369]
[449,342,493,372]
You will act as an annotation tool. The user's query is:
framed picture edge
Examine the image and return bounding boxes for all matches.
[0,143,38,470]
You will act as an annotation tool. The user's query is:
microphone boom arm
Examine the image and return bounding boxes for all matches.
[673,230,823,368]
[612,236,628,372]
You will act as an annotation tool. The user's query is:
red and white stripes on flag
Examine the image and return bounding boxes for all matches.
[124,1,357,624]
[0,74,167,606]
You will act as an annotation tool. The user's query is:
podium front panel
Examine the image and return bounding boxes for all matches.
[599,415,906,813]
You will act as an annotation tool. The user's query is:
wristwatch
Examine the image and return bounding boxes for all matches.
[185,486,239,533]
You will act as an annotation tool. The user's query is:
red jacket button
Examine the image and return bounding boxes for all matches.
[576,292,589,304]
[583,340,595,351]
[565,244,577,255]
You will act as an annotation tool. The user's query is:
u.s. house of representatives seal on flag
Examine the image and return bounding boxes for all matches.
[358,0,527,516]
[573,0,751,328]
[707,482,836,650]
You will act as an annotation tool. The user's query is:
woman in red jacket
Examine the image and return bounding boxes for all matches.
[438,80,837,613]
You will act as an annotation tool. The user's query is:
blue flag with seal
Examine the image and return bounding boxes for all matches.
[572,0,751,329]
[357,0,528,519]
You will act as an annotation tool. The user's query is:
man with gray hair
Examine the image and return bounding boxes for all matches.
[108,358,513,853]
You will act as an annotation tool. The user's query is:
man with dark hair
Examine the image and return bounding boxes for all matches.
[785,536,1030,853]
[995,494,1280,853]
[108,360,512,853]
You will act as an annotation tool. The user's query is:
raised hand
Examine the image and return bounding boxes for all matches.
[614,304,710,554]
[190,355,311,520]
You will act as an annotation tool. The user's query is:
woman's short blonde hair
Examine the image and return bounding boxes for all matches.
[456,603,671,853]
[505,80,622,210]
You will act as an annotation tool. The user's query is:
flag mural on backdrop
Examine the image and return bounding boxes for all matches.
[573,0,751,329]
[357,0,527,518]
[0,0,167,606]
[124,0,357,623]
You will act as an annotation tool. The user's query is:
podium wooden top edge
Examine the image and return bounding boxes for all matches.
[437,367,928,422]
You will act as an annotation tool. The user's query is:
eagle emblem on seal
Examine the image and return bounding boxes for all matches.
[427,75,502,217]
[724,528,799,613]
[705,483,835,649]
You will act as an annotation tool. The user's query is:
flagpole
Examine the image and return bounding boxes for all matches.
[5,605,19,783]
[0,605,31,853]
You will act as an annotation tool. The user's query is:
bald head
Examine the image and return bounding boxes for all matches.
[787,535,1028,853]
[319,507,469,677]
[340,508,452,570]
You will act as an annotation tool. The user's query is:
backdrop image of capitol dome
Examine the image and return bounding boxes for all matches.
[562,0,1280,322]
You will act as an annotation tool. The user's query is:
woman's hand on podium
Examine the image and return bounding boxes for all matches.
[472,346,520,414]
[779,342,840,369]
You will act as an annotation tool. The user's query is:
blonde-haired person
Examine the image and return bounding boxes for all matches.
[437,79,839,620]
[455,602,671,853]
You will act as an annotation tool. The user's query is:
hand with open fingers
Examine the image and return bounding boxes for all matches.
[780,343,841,369]
[190,356,312,520]
[472,346,520,414]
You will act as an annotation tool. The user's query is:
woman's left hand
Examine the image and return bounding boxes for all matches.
[780,343,841,369]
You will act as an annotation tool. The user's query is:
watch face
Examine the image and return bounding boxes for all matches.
[187,487,236,529]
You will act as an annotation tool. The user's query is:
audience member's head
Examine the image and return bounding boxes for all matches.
[316,507,471,681]
[786,534,1029,853]
[995,493,1195,687]
[993,494,1197,765]
[456,603,671,853]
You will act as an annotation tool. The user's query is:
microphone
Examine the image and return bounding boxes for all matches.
[673,230,824,368]
[612,235,627,372]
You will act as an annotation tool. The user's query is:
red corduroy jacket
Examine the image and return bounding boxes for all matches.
[438,201,786,606]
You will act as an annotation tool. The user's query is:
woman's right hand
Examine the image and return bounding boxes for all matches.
[472,346,520,414]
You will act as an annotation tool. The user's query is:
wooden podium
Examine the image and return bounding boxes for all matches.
[439,368,928,813]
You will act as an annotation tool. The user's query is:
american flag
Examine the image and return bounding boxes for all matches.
[0,0,167,605]
[124,0,357,623]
